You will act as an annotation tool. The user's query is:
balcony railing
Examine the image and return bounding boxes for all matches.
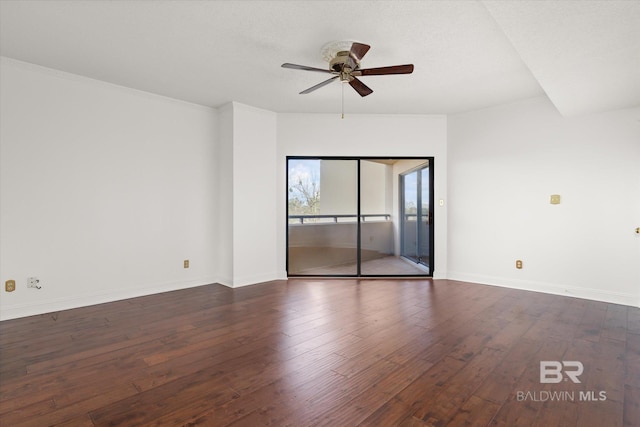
[288,214,390,224]
[402,213,431,223]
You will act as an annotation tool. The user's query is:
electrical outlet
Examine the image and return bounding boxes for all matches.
[5,280,16,292]
[27,277,41,289]
[516,260,523,269]
[184,260,189,268]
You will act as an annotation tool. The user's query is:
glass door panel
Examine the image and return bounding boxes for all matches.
[287,159,358,275]
[360,160,394,275]
[401,171,419,263]
[418,166,430,268]
[400,162,431,273]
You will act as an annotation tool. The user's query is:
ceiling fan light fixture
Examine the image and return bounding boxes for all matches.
[321,40,355,62]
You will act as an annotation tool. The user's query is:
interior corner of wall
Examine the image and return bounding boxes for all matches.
[217,276,234,288]
[218,102,235,114]
[433,270,447,280]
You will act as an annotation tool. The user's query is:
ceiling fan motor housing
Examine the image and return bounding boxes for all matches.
[330,51,357,71]
[330,51,358,82]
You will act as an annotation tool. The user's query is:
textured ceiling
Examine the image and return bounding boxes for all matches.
[1,1,638,116]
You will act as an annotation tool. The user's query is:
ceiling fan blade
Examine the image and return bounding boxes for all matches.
[349,42,371,63]
[355,64,414,76]
[282,63,333,74]
[348,77,373,97]
[300,76,339,94]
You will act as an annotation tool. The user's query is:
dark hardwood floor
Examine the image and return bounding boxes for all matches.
[0,279,638,426]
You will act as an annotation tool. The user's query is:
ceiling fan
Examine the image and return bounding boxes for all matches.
[282,41,414,97]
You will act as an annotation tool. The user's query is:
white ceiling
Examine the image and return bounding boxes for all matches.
[1,1,638,116]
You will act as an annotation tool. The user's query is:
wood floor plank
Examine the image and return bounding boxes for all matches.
[626,307,640,335]
[273,358,403,426]
[602,303,629,342]
[531,400,579,427]
[624,385,640,427]
[574,300,607,342]
[474,337,544,404]
[0,279,636,426]
[411,346,505,424]
[357,397,416,427]
[314,357,436,427]
[446,394,501,427]
[188,353,348,426]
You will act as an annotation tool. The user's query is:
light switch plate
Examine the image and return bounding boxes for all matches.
[550,194,561,205]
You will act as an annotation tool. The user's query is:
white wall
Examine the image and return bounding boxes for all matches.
[448,96,640,306]
[277,113,448,279]
[360,160,388,215]
[0,58,219,320]
[216,104,234,285]
[228,103,278,287]
[319,160,358,215]
[313,159,393,217]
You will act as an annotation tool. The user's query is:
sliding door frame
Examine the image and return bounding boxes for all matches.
[399,162,434,271]
[286,156,434,278]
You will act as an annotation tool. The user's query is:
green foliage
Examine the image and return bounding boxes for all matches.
[288,177,320,215]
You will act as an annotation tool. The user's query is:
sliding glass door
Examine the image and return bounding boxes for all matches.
[400,163,432,272]
[287,157,433,277]
[287,159,358,275]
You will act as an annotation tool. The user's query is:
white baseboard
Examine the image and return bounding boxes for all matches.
[447,271,639,308]
[0,276,219,321]
[217,276,234,288]
[230,271,282,288]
